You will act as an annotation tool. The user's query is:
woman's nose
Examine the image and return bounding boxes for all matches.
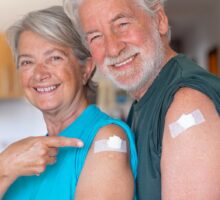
[33,63,51,82]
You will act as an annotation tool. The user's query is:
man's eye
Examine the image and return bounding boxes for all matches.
[117,21,131,30]
[51,56,62,61]
[119,22,129,27]
[88,34,103,43]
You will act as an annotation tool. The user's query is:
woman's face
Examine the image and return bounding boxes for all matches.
[17,30,87,113]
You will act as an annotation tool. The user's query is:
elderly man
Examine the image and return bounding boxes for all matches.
[64,0,220,199]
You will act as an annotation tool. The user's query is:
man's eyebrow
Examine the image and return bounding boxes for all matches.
[85,30,100,37]
[85,13,132,37]
[110,13,132,23]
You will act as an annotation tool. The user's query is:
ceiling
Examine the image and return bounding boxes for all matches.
[0,0,218,39]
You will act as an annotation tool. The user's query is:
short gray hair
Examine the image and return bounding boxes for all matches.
[63,0,169,43]
[7,5,97,100]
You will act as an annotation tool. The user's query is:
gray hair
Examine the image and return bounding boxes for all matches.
[7,5,97,101]
[63,0,170,44]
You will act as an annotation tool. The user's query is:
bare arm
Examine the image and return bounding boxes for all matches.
[0,163,14,200]
[161,88,220,200]
[75,124,134,200]
[0,136,83,198]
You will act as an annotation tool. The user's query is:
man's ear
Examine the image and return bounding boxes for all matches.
[154,4,169,36]
[82,57,96,85]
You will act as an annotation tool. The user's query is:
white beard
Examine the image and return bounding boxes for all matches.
[97,21,165,93]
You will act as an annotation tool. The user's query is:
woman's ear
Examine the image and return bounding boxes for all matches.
[82,57,96,85]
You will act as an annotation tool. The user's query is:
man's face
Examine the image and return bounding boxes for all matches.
[79,0,165,94]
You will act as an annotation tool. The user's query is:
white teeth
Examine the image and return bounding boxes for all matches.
[114,57,134,67]
[36,85,57,93]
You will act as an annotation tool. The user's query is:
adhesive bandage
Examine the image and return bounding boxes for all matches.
[94,135,127,153]
[169,109,205,138]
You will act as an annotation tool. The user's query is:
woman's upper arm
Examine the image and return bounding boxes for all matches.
[75,124,134,200]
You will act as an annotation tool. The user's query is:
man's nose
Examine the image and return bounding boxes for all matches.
[104,32,125,57]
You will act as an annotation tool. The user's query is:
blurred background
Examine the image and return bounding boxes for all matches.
[0,0,219,152]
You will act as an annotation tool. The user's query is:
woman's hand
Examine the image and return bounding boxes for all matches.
[0,136,83,198]
[0,136,83,180]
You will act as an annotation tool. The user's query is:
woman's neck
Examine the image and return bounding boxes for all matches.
[43,97,89,136]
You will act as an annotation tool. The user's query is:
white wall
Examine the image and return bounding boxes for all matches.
[0,99,46,152]
[0,0,61,31]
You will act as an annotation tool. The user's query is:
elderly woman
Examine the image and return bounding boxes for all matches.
[3,6,137,200]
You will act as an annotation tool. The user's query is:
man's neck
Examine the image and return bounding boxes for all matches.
[130,50,177,101]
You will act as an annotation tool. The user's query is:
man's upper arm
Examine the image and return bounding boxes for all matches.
[161,87,220,200]
[75,124,134,200]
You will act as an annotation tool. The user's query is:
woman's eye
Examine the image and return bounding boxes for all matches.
[18,60,33,68]
[48,56,64,64]
[46,55,66,66]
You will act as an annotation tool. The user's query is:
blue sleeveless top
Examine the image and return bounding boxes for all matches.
[3,105,137,200]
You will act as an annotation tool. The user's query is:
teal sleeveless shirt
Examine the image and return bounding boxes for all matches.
[4,105,138,200]
[127,54,220,200]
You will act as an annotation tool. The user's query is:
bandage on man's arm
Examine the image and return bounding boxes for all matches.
[161,88,220,200]
[74,124,134,200]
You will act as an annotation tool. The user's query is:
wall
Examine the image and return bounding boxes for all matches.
[183,2,220,70]
[0,0,61,31]
[0,99,46,152]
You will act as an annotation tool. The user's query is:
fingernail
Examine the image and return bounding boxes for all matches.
[77,141,84,147]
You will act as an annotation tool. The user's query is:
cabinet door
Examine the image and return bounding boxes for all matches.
[0,33,22,98]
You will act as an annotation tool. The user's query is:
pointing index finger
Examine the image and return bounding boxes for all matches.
[44,136,84,148]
